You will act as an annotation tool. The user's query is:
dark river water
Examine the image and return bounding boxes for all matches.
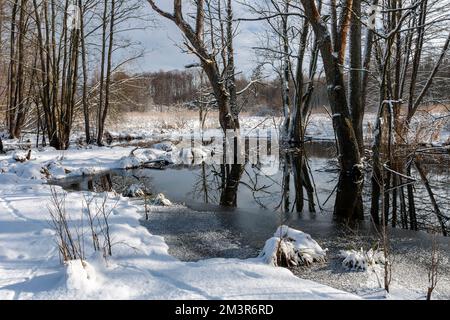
[52,141,450,261]
[56,141,339,211]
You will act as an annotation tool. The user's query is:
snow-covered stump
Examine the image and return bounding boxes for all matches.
[259,226,327,267]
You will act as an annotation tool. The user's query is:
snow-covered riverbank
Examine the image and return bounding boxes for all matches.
[1,110,448,300]
[0,145,358,300]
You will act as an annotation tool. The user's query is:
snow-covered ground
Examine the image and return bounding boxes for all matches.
[104,112,450,145]
[144,203,450,300]
[0,145,358,300]
[3,112,449,154]
[0,111,448,300]
[104,112,346,142]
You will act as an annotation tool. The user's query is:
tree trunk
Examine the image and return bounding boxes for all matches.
[61,9,80,149]
[7,0,19,137]
[349,0,363,154]
[219,164,244,207]
[289,18,309,146]
[79,0,91,144]
[99,0,116,146]
[361,0,377,135]
[226,0,238,122]
[281,0,291,138]
[97,0,108,145]
[300,0,363,220]
[12,0,28,139]
[282,156,291,212]
[292,153,304,213]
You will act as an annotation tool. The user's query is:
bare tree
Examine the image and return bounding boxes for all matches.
[369,0,450,229]
[96,0,117,146]
[6,0,31,139]
[79,0,91,144]
[146,0,240,131]
[31,0,80,149]
[300,0,364,219]
[349,0,363,153]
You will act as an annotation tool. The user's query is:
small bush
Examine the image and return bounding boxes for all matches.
[338,248,385,271]
[259,226,327,267]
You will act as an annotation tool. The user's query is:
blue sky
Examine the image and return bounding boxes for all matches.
[124,1,262,75]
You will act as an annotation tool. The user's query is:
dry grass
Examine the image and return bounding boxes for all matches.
[113,109,258,131]
[120,110,219,130]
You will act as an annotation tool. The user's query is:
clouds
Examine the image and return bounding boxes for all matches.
[127,1,262,75]
[130,18,196,72]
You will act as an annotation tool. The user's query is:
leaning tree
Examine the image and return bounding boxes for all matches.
[146,0,240,131]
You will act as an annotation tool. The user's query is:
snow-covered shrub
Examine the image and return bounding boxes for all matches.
[150,193,172,206]
[259,226,327,267]
[118,154,142,169]
[65,259,100,294]
[13,150,32,162]
[118,148,172,169]
[7,161,44,180]
[338,248,385,271]
[123,184,146,198]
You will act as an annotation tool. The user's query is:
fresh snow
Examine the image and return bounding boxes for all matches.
[1,111,447,300]
[0,146,358,300]
[338,248,385,271]
[150,193,173,207]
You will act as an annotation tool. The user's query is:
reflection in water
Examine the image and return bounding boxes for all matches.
[52,140,449,234]
[56,141,335,215]
[219,164,244,207]
[186,143,323,213]
[60,170,154,196]
[278,152,317,215]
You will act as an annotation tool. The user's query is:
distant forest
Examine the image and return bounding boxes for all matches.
[108,69,330,115]
[98,59,450,116]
